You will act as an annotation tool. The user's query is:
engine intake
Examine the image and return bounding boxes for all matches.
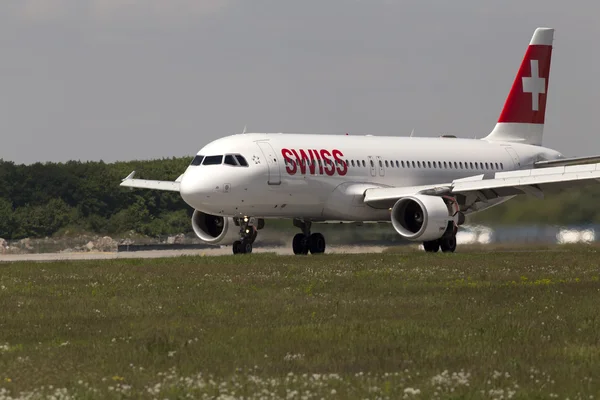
[191,210,239,245]
[391,195,455,241]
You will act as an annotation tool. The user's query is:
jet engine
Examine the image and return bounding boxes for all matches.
[391,195,456,241]
[191,210,239,245]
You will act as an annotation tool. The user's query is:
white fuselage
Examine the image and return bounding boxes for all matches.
[179,133,563,221]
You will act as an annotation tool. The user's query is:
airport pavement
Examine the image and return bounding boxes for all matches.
[0,245,389,262]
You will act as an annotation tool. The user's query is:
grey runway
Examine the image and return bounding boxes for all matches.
[0,245,389,262]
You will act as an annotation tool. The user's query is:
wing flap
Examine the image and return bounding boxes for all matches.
[120,171,181,192]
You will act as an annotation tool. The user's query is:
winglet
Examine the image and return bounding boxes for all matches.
[122,171,136,181]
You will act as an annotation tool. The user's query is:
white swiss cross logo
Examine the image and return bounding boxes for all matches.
[521,59,545,111]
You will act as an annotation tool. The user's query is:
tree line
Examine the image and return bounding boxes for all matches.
[0,157,599,240]
[0,158,192,239]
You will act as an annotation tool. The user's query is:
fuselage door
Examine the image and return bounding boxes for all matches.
[367,156,376,177]
[376,156,385,176]
[256,141,282,185]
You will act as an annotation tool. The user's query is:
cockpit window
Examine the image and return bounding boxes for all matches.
[235,155,249,167]
[224,155,237,166]
[190,155,204,166]
[203,155,223,165]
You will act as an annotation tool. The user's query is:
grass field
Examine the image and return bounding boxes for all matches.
[1,247,600,399]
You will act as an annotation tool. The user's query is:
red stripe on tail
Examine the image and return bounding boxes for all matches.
[497,44,552,124]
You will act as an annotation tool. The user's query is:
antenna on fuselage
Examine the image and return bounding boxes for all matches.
[410,128,415,138]
[242,125,247,134]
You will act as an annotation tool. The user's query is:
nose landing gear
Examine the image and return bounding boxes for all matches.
[232,217,262,255]
[292,219,326,255]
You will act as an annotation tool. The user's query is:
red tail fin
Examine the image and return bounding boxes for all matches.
[485,28,554,145]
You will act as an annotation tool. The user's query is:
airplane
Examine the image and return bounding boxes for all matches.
[121,27,600,255]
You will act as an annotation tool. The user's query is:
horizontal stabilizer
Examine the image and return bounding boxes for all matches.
[120,171,180,192]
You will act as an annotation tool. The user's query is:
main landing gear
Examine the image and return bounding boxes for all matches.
[232,217,263,255]
[292,219,326,255]
[423,223,457,253]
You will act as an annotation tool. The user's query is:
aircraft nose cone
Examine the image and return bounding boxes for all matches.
[179,170,200,207]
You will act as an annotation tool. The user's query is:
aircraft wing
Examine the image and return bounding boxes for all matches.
[364,162,600,209]
[120,171,181,192]
[534,155,600,168]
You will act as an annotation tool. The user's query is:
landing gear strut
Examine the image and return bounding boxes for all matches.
[292,219,326,255]
[423,222,457,253]
[232,217,261,255]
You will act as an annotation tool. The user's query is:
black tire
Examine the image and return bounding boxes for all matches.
[243,240,253,254]
[440,235,457,253]
[292,233,309,255]
[232,241,242,255]
[423,240,440,253]
[309,233,326,254]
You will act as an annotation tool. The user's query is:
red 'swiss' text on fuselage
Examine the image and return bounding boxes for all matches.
[281,149,348,176]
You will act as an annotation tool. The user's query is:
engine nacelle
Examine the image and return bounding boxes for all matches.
[191,210,239,245]
[391,195,456,241]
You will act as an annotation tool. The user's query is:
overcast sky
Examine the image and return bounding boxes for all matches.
[1,0,599,164]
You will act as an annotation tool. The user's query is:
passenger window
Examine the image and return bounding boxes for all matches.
[370,160,375,167]
[234,155,249,167]
[401,161,405,168]
[500,163,504,170]
[495,162,499,169]
[485,162,489,169]
[351,160,355,167]
[362,160,366,167]
[224,155,237,166]
[203,155,223,165]
[459,162,463,169]
[470,162,474,169]
[385,160,389,167]
[191,155,204,166]
[428,161,432,168]
[412,161,416,168]
[379,160,383,167]
[396,161,400,168]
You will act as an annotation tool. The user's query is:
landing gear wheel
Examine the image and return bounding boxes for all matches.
[309,233,326,254]
[232,240,253,254]
[292,233,309,255]
[233,241,242,255]
[440,235,457,253]
[423,240,440,253]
